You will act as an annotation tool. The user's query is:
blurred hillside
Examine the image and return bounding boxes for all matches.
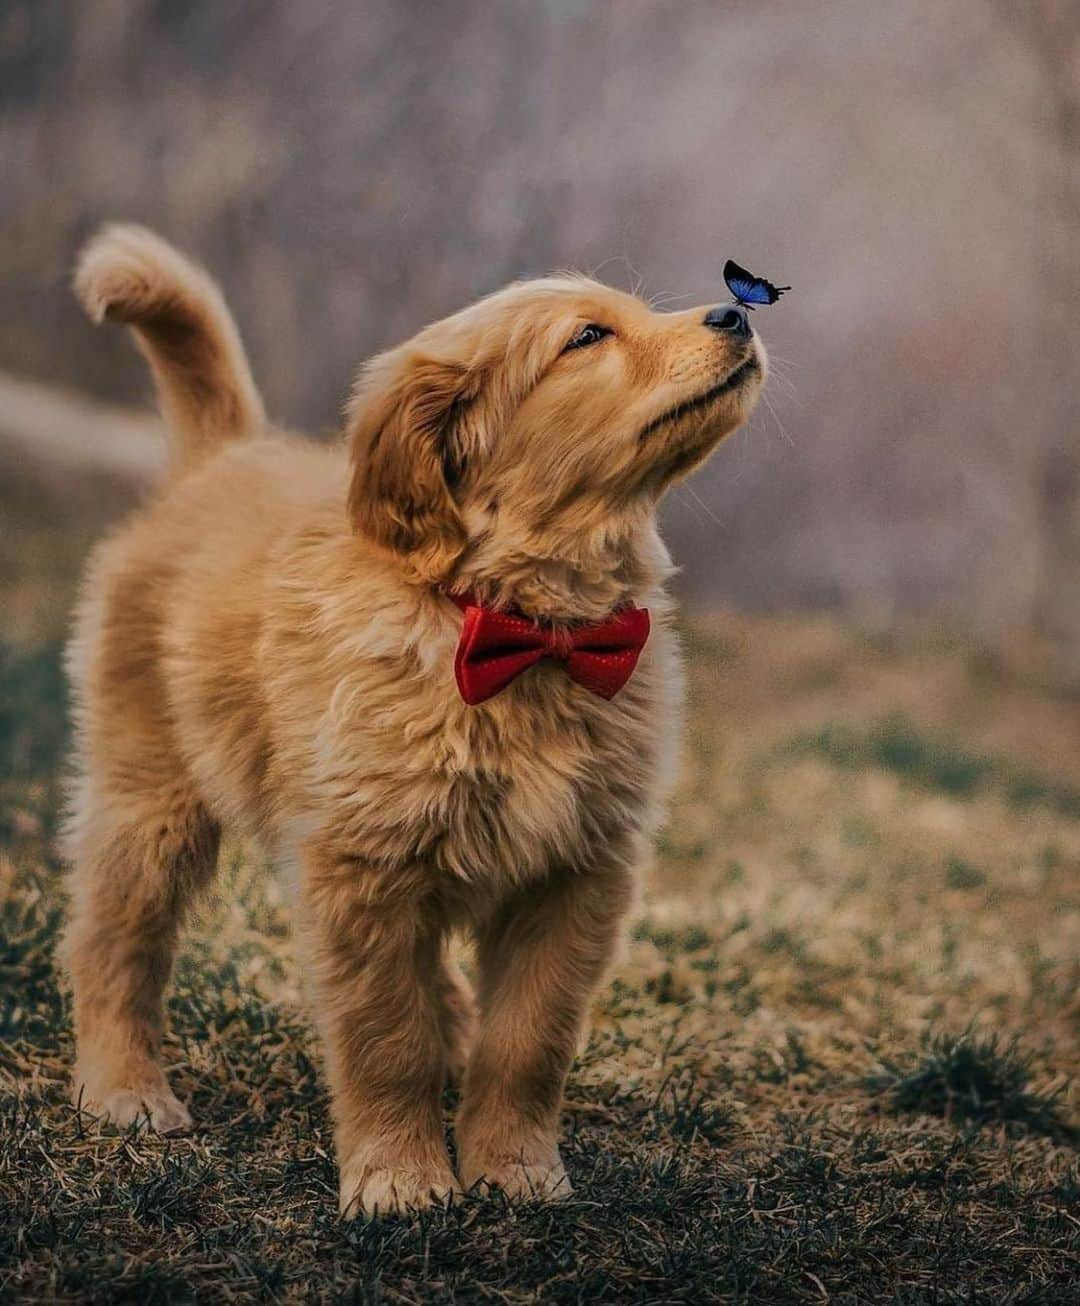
[1,0,1077,646]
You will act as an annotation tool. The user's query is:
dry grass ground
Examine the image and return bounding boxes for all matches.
[0,496,1077,1302]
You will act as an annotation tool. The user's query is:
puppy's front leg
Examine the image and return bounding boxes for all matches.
[457,854,634,1200]
[301,846,457,1217]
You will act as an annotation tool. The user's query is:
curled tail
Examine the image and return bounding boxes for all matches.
[75,224,265,473]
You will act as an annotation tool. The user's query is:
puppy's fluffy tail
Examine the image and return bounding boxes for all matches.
[75,224,265,472]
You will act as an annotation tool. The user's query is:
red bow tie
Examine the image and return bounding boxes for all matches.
[449,593,650,706]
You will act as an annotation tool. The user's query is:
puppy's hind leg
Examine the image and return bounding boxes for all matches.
[63,785,220,1134]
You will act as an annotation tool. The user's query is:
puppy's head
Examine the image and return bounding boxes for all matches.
[345,277,766,587]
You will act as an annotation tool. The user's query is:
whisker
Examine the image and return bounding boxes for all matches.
[588,252,651,299]
[586,255,623,281]
[627,262,645,299]
[760,390,794,447]
[763,351,803,371]
[764,368,798,400]
[682,481,728,529]
[648,290,695,311]
[671,485,709,527]
[760,356,799,400]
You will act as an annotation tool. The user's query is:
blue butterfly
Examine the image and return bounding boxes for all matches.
[723,259,790,310]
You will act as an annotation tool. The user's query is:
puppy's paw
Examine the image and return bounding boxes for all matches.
[462,1152,572,1202]
[338,1161,459,1219]
[76,1082,193,1135]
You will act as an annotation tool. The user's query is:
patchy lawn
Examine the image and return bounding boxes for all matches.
[1,608,1077,1301]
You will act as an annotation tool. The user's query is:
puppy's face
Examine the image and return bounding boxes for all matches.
[346,277,765,585]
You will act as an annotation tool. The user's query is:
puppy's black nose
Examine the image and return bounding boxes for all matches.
[704,304,751,338]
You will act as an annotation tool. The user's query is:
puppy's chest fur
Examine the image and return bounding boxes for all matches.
[303,648,672,895]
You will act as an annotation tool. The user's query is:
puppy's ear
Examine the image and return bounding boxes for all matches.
[345,349,482,584]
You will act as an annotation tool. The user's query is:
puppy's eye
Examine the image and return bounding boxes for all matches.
[563,323,612,352]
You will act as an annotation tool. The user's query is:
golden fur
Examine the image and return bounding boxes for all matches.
[61,225,766,1215]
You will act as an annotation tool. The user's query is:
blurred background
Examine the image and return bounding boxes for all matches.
[1,0,1077,657]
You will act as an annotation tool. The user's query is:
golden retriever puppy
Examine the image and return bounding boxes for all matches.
[62,225,766,1216]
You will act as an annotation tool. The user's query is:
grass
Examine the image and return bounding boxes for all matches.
[870,1029,1074,1141]
[793,715,1080,819]
[943,856,986,891]
[1,581,1078,1299]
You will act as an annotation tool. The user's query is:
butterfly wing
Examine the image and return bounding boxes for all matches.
[723,260,762,305]
[723,258,791,307]
[740,280,783,306]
